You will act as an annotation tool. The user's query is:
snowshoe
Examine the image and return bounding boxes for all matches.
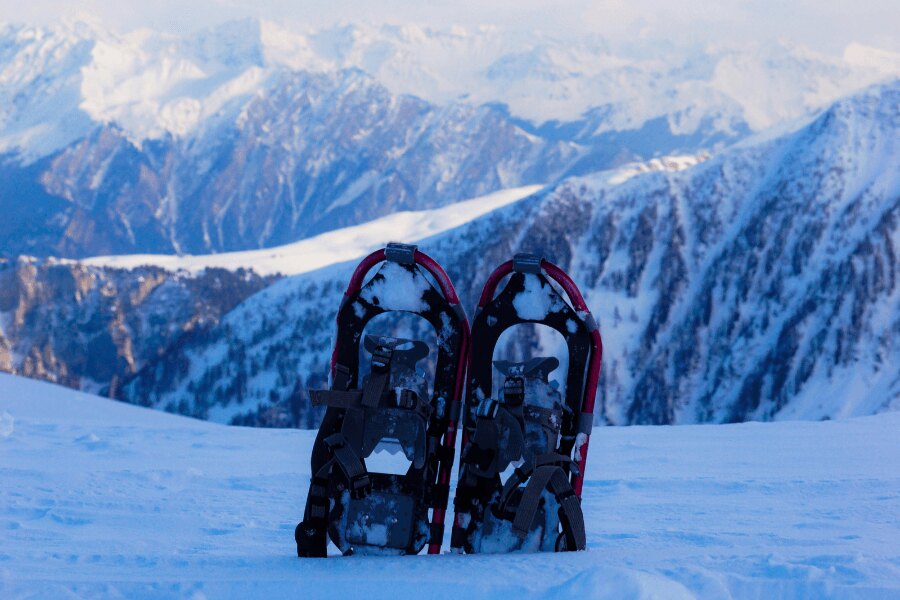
[296,243,469,557]
[451,253,602,553]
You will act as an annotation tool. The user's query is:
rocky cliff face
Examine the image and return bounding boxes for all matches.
[0,258,274,396]
[112,82,900,426]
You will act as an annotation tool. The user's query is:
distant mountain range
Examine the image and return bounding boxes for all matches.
[109,81,898,426]
[1,19,897,257]
[0,19,897,426]
[3,81,893,426]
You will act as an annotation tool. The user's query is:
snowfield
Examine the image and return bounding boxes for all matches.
[76,152,711,278]
[79,184,544,277]
[1,374,898,599]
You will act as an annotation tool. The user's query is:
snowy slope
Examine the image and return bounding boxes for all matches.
[74,154,702,277]
[79,184,544,276]
[113,81,899,427]
[1,373,898,598]
[0,259,274,394]
[0,155,703,418]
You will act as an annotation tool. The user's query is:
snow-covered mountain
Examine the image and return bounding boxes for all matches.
[0,258,274,395]
[78,184,545,276]
[1,67,581,257]
[107,81,898,426]
[3,19,898,152]
[3,373,899,597]
[1,19,897,257]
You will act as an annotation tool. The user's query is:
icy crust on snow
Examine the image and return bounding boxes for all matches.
[3,374,900,598]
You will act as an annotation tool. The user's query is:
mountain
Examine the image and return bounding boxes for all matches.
[0,20,897,258]
[3,372,899,597]
[1,67,583,257]
[4,20,897,151]
[0,184,552,418]
[108,81,899,426]
[77,184,545,276]
[0,257,274,395]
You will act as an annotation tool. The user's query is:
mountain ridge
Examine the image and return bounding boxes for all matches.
[1,19,897,259]
[104,80,899,426]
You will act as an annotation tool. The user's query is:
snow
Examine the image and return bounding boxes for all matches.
[80,184,543,277]
[360,262,430,313]
[843,43,900,75]
[2,373,898,598]
[0,409,12,437]
[604,153,711,185]
[2,20,899,160]
[511,274,565,321]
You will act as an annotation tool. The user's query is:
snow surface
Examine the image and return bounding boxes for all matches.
[80,185,543,276]
[2,373,898,598]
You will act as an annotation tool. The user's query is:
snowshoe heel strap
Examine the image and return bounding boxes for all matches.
[510,465,557,538]
[324,433,371,498]
[556,485,586,551]
[494,357,560,382]
[508,464,586,551]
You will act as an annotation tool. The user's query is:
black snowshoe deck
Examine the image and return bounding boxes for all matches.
[451,254,602,554]
[296,243,469,557]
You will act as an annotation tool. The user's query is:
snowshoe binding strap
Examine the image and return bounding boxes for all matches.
[494,357,560,381]
[507,463,586,551]
[462,406,525,478]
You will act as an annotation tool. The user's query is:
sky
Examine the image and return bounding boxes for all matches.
[1,0,898,55]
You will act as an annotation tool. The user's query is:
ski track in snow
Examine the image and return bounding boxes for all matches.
[1,373,898,599]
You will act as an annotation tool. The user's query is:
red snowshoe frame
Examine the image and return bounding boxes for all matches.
[337,244,470,554]
[298,243,469,556]
[451,254,602,551]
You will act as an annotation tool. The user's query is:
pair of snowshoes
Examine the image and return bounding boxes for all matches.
[295,244,602,557]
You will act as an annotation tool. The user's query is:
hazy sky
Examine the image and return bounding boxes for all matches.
[2,0,898,55]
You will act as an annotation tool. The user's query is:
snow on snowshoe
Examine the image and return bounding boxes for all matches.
[451,253,602,553]
[296,243,469,557]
